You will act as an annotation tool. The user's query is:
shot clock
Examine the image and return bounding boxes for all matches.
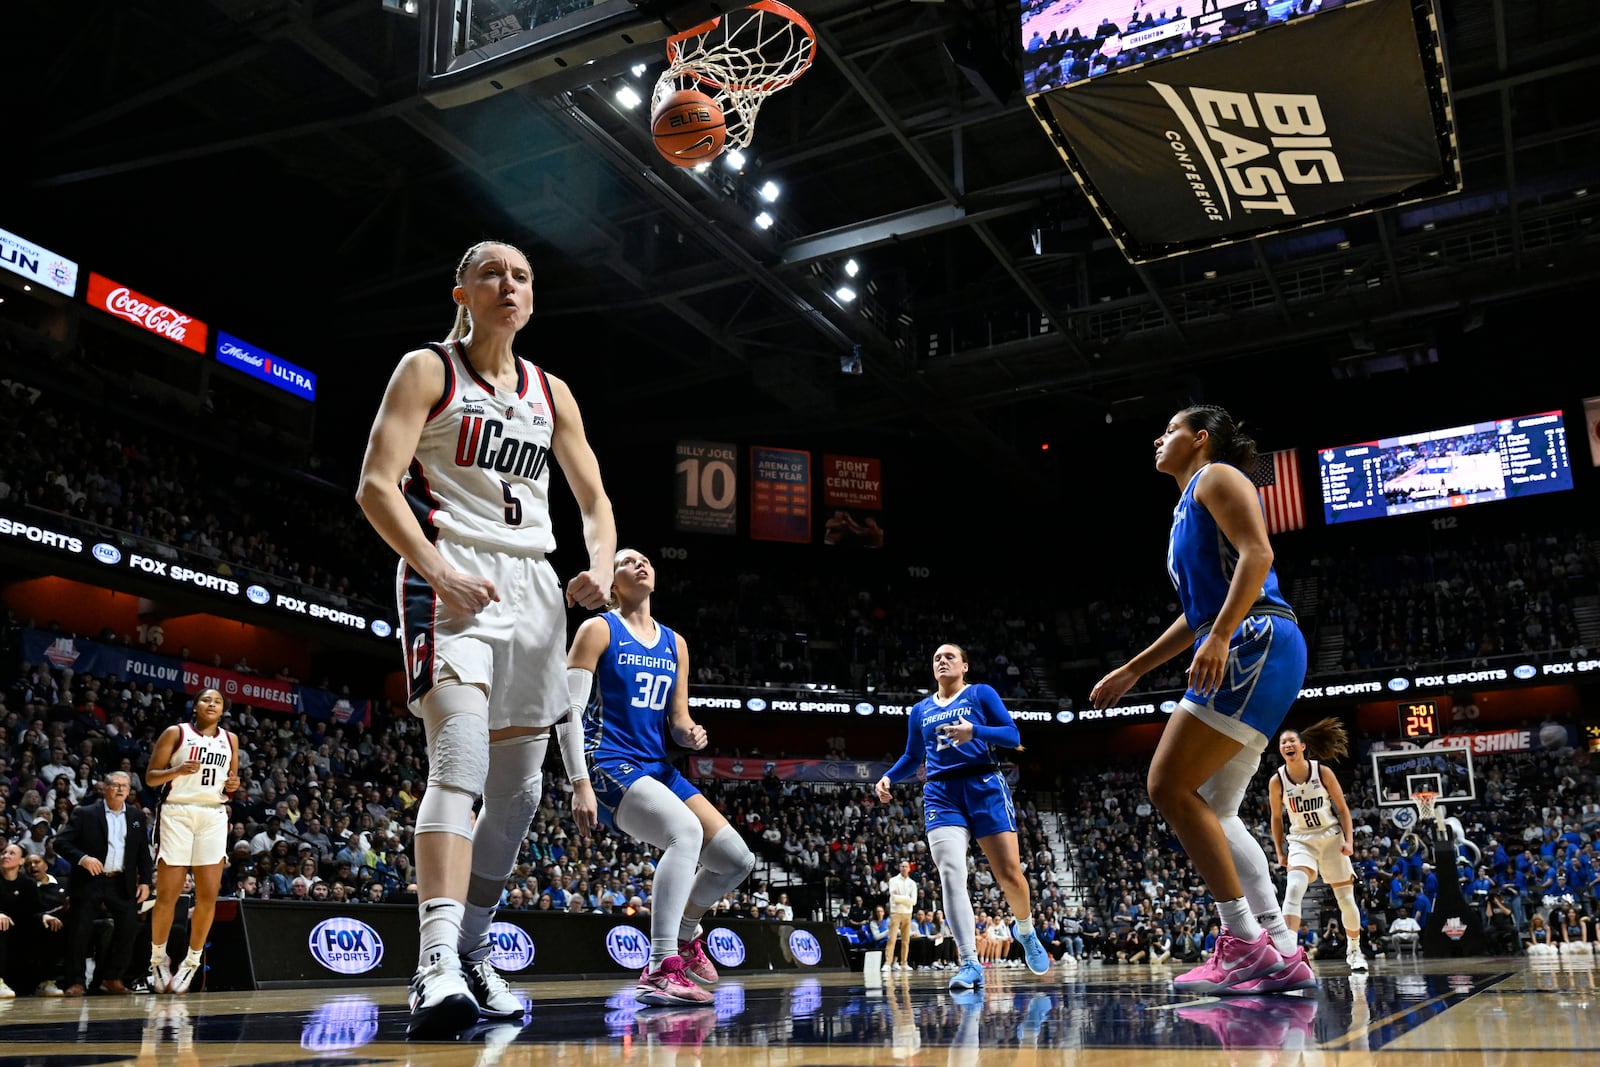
[1398,699,1440,741]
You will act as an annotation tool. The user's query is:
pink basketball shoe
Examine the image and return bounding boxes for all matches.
[1172,929,1285,995]
[635,955,715,1006]
[1229,944,1318,994]
[678,937,719,984]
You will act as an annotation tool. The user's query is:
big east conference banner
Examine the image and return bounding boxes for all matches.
[86,272,208,353]
[1029,0,1459,261]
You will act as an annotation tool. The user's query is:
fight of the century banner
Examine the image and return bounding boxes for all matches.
[1030,0,1459,261]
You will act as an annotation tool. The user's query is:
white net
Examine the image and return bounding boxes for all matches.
[653,1,816,152]
[1412,791,1440,831]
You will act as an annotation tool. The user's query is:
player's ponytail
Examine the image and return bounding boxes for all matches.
[1296,717,1350,761]
[1180,404,1259,472]
[445,303,471,343]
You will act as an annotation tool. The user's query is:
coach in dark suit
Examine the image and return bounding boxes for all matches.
[54,771,153,995]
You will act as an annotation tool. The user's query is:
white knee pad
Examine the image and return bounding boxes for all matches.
[1282,869,1311,918]
[468,734,548,903]
[700,824,755,877]
[420,682,490,795]
[416,783,477,840]
[1197,745,1262,818]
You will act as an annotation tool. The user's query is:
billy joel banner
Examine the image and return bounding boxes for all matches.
[673,440,738,535]
[1028,0,1459,262]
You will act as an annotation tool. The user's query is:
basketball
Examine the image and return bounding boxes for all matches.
[651,89,726,167]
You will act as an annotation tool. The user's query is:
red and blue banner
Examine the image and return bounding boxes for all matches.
[749,446,811,543]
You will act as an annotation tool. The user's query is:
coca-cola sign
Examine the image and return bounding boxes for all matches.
[85,272,207,353]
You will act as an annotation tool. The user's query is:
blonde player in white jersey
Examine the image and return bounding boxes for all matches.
[145,688,239,994]
[1268,717,1367,972]
[358,239,615,1039]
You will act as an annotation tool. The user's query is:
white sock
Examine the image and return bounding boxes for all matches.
[151,942,167,965]
[1014,916,1034,936]
[677,919,703,946]
[1258,910,1297,956]
[418,898,465,970]
[184,947,202,966]
[1217,897,1262,941]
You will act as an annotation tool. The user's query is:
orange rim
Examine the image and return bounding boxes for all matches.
[666,0,817,91]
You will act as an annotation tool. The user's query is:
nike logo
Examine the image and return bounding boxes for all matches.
[675,136,716,156]
[618,640,633,647]
[425,902,453,913]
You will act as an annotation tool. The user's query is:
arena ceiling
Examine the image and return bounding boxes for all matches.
[8,0,1600,485]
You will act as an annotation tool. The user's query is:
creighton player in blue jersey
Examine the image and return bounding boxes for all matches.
[358,240,616,1038]
[875,644,1052,992]
[566,548,754,1007]
[1091,404,1312,995]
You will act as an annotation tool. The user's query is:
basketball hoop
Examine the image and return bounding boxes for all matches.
[1411,790,1439,829]
[654,0,816,152]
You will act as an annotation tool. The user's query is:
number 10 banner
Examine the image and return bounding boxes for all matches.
[674,440,738,535]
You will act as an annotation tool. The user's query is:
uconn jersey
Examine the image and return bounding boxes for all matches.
[1279,761,1336,837]
[162,723,233,806]
[403,340,557,555]
[585,612,680,767]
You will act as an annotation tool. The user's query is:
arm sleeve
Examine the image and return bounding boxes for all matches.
[558,668,592,782]
[884,712,927,783]
[967,686,1021,748]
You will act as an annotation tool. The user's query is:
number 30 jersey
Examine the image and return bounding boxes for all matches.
[402,340,558,556]
[585,611,680,768]
[163,723,233,806]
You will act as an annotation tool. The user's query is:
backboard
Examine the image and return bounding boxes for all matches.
[421,0,728,108]
[1371,742,1475,808]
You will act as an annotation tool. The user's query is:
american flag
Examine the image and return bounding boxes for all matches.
[1250,449,1306,534]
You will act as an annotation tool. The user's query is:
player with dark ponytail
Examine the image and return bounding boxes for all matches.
[1092,404,1313,994]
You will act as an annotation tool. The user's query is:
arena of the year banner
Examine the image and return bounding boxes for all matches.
[1029,0,1459,262]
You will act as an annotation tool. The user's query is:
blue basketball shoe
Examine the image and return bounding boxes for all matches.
[1017,929,1052,976]
[948,958,985,992]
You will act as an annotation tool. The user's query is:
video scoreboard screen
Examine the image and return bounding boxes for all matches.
[1317,411,1574,525]
[1020,0,1350,95]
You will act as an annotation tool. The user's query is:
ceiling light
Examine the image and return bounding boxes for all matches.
[693,161,711,172]
[1202,270,1216,279]
[631,63,648,78]
[754,211,774,230]
[21,284,30,292]
[614,85,642,109]
[844,259,859,277]
[835,286,857,303]
[725,149,746,170]
[759,180,780,202]
[1575,188,1589,198]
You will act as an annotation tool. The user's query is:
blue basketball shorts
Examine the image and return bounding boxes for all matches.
[589,757,702,829]
[1182,612,1308,746]
[923,771,1018,840]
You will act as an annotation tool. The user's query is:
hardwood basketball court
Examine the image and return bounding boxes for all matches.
[0,955,1586,1066]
